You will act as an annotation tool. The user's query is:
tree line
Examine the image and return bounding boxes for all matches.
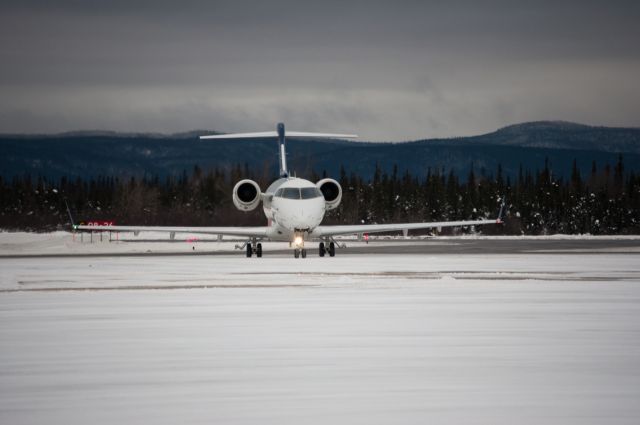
[1,157,639,235]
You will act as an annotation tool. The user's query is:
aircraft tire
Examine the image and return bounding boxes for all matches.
[294,249,300,258]
[319,242,325,257]
[329,242,335,257]
[301,249,307,258]
[256,243,262,258]
[246,243,253,258]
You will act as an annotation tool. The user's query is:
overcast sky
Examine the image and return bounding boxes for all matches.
[0,0,639,140]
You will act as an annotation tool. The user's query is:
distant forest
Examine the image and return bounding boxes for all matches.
[1,156,639,235]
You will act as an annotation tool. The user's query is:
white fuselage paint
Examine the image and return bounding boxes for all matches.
[261,177,326,243]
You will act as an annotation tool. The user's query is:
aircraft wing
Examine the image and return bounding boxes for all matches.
[73,224,270,238]
[312,218,502,238]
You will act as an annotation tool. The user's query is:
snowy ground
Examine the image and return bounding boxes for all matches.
[1,233,640,424]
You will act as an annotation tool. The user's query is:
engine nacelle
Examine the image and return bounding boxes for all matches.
[233,179,262,211]
[316,178,342,211]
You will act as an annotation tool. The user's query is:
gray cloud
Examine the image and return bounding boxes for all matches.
[1,0,639,140]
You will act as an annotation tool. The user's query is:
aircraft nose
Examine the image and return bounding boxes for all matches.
[290,209,309,228]
[279,203,323,230]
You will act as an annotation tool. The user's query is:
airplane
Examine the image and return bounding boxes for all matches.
[74,123,505,258]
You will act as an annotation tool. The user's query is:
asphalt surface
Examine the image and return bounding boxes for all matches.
[1,238,639,258]
[341,238,640,255]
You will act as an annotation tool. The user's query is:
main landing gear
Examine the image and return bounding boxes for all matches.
[318,241,335,257]
[246,242,262,258]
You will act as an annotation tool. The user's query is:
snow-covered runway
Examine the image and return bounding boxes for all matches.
[1,234,640,424]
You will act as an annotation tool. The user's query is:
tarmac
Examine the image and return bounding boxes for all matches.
[1,236,639,258]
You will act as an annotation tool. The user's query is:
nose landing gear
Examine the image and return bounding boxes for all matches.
[292,235,339,259]
[293,231,307,258]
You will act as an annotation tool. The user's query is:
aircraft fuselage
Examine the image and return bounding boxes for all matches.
[262,177,326,242]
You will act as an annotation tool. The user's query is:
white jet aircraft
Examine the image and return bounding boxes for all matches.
[75,123,504,258]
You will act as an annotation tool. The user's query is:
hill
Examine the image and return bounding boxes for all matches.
[1,121,639,181]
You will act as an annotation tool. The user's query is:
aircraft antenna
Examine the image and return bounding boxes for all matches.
[64,199,76,229]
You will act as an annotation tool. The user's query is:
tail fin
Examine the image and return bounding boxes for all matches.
[277,123,287,176]
[200,123,357,178]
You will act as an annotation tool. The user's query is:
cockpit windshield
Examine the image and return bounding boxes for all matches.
[281,188,300,199]
[301,187,323,199]
[274,186,323,200]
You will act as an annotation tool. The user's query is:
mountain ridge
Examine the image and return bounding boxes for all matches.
[2,121,639,181]
[3,120,640,145]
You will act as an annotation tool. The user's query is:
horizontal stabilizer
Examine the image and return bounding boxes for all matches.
[285,131,358,139]
[200,131,357,140]
[200,131,278,139]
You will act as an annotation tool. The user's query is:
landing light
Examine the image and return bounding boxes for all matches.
[294,236,303,245]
